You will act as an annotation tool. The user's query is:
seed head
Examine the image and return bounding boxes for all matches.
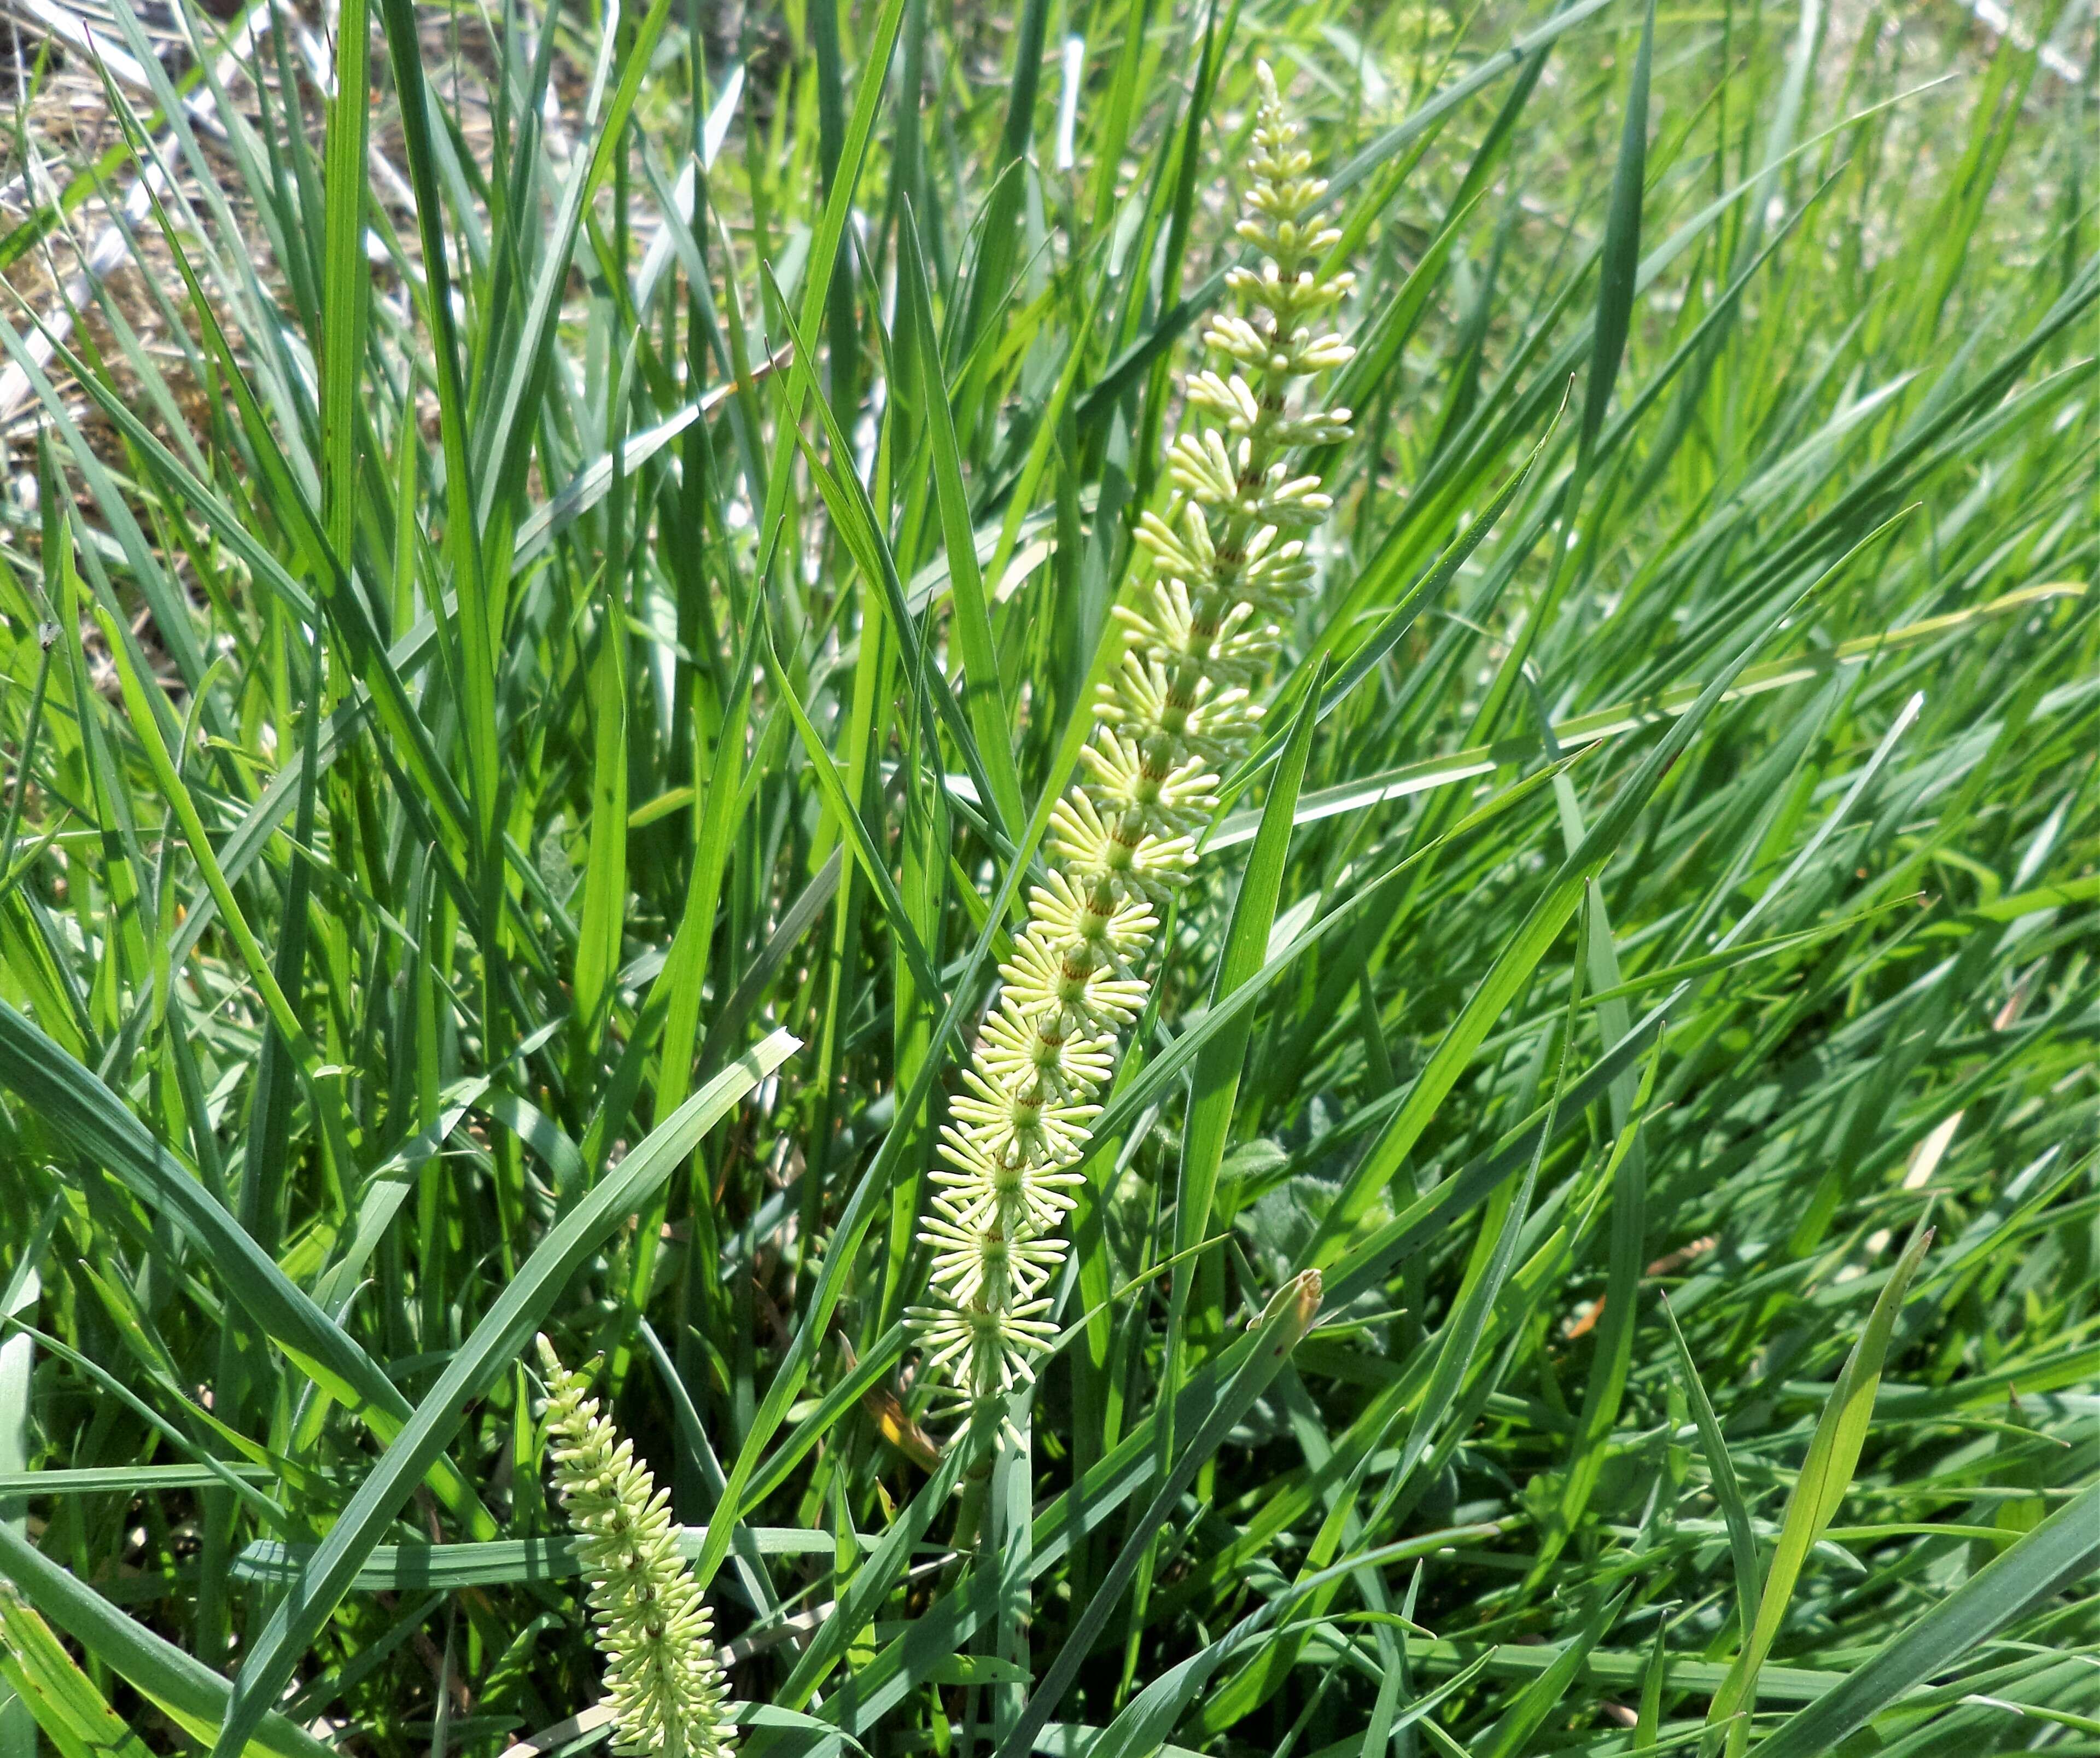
[907,62,1351,1433]
[536,1337,735,1758]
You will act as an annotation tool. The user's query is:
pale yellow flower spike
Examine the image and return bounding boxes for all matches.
[537,1337,737,1758]
[908,60,1352,1435]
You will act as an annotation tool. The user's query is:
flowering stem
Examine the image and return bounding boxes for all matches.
[907,64,1354,1458]
[536,1336,737,1758]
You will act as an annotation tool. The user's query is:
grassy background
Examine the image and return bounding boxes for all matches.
[0,0,2093,1751]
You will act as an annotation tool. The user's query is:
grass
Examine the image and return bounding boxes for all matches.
[0,0,2093,1752]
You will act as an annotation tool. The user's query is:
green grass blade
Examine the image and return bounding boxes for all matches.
[1703,1223,1936,1756]
[571,581,630,1034]
[1579,0,1655,466]
[899,208,1024,830]
[1751,1482,2100,1758]
[0,1529,334,1758]
[0,1587,157,1758]
[1171,660,1327,1336]
[1661,1294,1761,1643]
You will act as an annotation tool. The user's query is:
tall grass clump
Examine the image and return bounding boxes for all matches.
[0,0,2092,1754]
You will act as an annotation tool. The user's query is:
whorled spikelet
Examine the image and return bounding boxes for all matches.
[536,1336,736,1758]
[907,62,1352,1429]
